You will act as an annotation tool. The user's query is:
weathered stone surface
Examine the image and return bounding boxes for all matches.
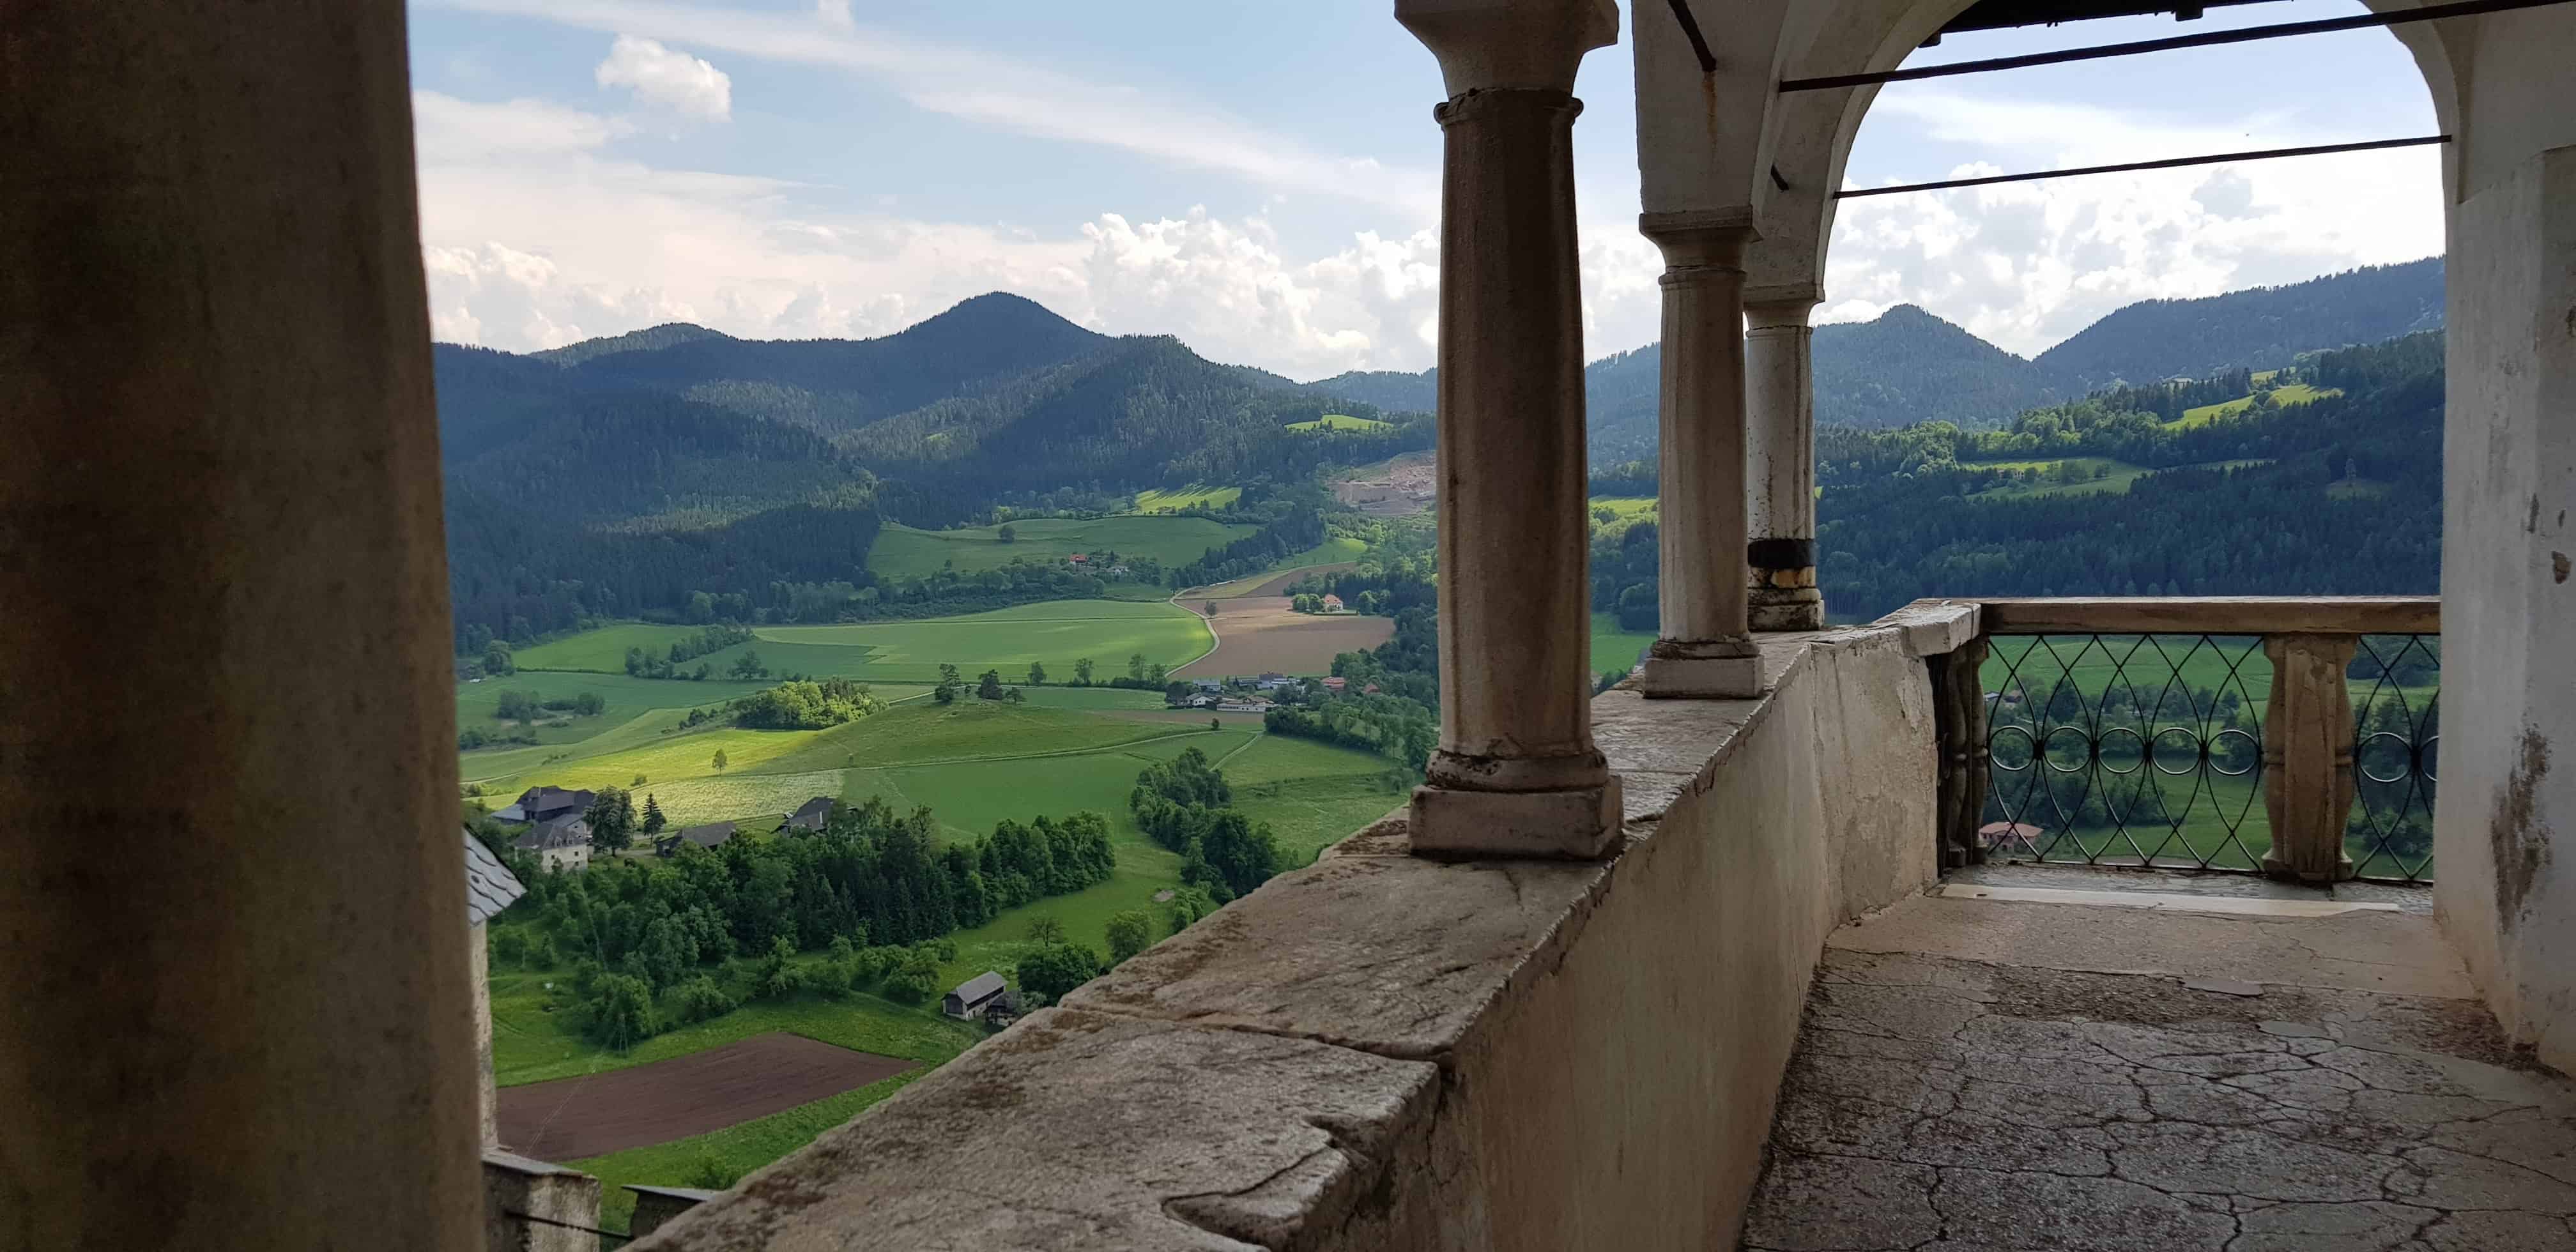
[2232,1200,2439,1252]
[1063,848,1606,1059]
[1747,947,2576,1251]
[1739,1154,1940,1252]
[631,1008,1439,1251]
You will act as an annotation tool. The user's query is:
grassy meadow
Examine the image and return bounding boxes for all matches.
[867,515,1255,578]
[514,599,1216,689]
[1591,612,1656,678]
[2178,383,2336,427]
[1131,484,1242,512]
[1287,413,1392,432]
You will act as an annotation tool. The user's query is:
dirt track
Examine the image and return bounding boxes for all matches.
[498,1032,916,1161]
[1173,597,1395,678]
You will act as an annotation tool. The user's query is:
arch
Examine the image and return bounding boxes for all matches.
[1729,0,2464,297]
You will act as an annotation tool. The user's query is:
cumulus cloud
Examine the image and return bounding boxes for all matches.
[594,34,732,122]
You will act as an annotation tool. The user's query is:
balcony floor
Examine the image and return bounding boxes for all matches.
[1742,882,2576,1251]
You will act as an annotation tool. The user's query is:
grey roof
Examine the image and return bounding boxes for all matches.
[949,971,1008,1004]
[785,796,834,828]
[624,1185,722,1202]
[463,828,528,926]
[489,802,532,823]
[678,821,735,848]
[514,814,591,851]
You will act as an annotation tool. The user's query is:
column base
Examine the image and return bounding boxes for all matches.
[1749,586,1825,632]
[1636,637,1762,698]
[2262,851,2356,885]
[1409,776,1623,860]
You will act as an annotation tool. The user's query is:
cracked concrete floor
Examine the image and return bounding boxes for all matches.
[1741,935,2576,1250]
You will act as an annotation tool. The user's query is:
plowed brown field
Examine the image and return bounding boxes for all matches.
[497,1032,915,1160]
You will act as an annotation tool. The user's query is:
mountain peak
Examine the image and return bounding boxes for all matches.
[533,321,732,365]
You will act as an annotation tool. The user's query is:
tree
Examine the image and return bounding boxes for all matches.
[885,950,940,1004]
[1027,660,1048,686]
[1074,658,1095,686]
[584,974,657,1050]
[1105,911,1152,964]
[484,639,515,677]
[1016,942,1102,1005]
[641,793,667,836]
[1026,916,1066,944]
[729,649,769,680]
[977,669,1006,700]
[997,523,1017,543]
[1203,601,1219,616]
[1003,687,1025,704]
[572,691,607,717]
[1128,653,1147,682]
[585,786,636,851]
[933,682,958,705]
[1209,717,1222,731]
[756,935,804,1002]
[712,748,728,772]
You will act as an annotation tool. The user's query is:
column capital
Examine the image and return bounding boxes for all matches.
[1638,208,1756,269]
[1744,282,1823,328]
[1397,0,1618,98]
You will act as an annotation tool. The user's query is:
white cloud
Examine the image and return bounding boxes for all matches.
[411,91,631,163]
[594,34,732,122]
[427,0,1434,215]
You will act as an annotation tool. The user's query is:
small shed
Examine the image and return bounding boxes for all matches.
[655,821,737,857]
[783,796,834,834]
[625,1185,722,1239]
[943,971,1010,1020]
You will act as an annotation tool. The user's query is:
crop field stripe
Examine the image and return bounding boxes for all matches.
[829,726,1229,772]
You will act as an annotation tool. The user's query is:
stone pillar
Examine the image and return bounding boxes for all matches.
[1635,215,1763,698]
[1398,0,1623,859]
[1745,289,1827,632]
[2262,634,2360,883]
[0,3,480,1248]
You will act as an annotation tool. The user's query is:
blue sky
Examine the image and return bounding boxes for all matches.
[407,0,2442,377]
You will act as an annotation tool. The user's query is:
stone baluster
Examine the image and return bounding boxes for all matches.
[2262,634,2361,882]
[1397,0,1623,859]
[1636,215,1763,698]
[1745,288,1827,632]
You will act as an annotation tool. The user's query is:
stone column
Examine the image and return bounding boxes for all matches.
[1745,288,1827,631]
[2262,634,2360,883]
[1635,215,1763,698]
[0,3,482,1248]
[1398,0,1623,859]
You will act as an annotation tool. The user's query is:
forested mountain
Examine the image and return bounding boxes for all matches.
[1301,368,1440,412]
[1590,332,2444,625]
[436,293,1430,643]
[1581,257,2441,459]
[2034,259,2442,392]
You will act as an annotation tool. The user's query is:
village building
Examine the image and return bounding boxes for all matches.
[782,796,834,834]
[942,972,1013,1021]
[655,821,737,857]
[489,784,592,826]
[1319,593,1345,612]
[510,815,592,874]
[1319,676,1347,694]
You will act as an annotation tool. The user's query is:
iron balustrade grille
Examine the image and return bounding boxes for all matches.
[1975,632,2438,882]
[1982,634,2271,871]
[2349,633,2440,883]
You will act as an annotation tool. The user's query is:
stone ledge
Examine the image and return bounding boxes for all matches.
[633,1007,1441,1251]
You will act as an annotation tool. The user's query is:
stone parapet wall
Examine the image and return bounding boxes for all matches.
[632,616,1954,1251]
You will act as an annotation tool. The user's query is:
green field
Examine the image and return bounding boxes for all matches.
[1287,413,1392,432]
[1591,612,1656,678]
[1186,535,1370,597]
[1967,456,2271,500]
[2178,383,2335,427]
[508,600,1215,689]
[1588,496,1659,524]
[868,516,1255,578]
[1132,484,1243,512]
